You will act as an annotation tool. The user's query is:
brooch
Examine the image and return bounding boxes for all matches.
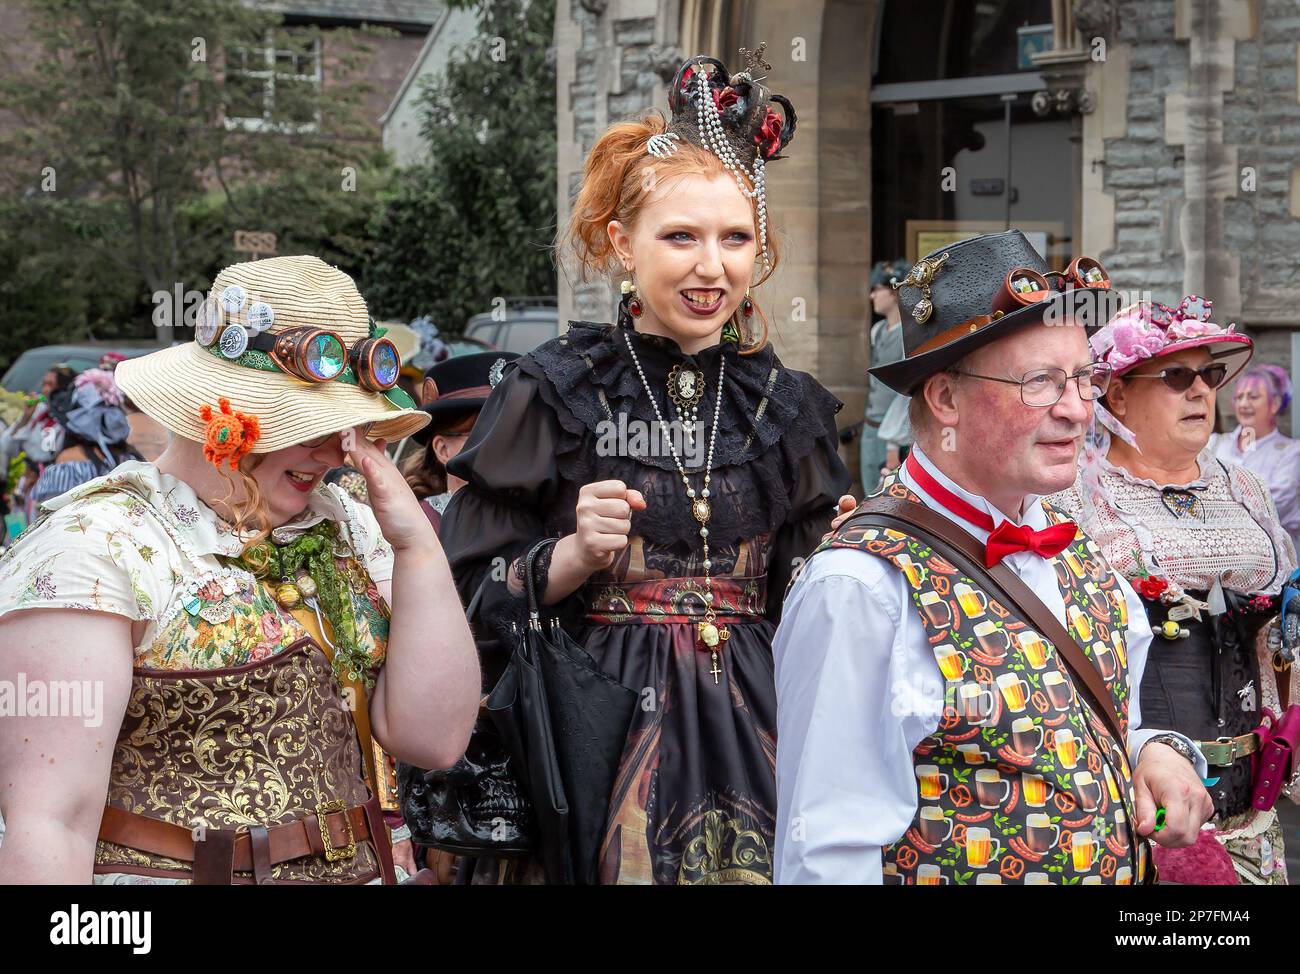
[1160,486,1204,520]
[894,252,949,324]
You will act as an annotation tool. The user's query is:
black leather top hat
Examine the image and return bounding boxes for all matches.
[414,351,519,443]
[871,229,1123,395]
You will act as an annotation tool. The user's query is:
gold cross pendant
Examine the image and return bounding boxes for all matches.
[698,620,731,683]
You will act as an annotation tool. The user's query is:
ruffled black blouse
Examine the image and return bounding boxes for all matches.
[440,319,852,682]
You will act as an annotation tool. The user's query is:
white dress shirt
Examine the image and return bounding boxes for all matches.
[772,445,1206,885]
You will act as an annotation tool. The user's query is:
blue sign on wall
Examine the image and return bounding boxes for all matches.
[1017,24,1053,70]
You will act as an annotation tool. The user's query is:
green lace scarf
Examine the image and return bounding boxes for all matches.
[232,520,376,688]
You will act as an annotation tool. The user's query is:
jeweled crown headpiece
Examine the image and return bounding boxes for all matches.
[659,44,798,273]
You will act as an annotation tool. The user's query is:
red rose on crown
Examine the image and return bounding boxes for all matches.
[756,108,782,158]
[712,87,739,111]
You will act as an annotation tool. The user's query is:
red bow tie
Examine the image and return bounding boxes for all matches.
[904,453,1079,567]
[983,520,1079,568]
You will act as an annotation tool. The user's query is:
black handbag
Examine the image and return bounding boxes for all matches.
[486,538,638,884]
[396,568,536,859]
[394,715,535,858]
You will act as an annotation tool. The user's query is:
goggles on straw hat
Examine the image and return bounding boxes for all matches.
[114,256,429,467]
[195,291,404,400]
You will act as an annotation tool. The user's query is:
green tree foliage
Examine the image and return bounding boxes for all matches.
[0,0,386,371]
[365,0,557,333]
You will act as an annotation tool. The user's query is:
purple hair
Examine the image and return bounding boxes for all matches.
[1238,363,1292,411]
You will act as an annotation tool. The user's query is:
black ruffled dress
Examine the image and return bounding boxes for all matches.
[440,319,851,885]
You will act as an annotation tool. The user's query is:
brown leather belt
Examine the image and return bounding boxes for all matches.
[1196,732,1259,766]
[97,797,394,884]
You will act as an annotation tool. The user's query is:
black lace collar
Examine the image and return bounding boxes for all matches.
[516,318,812,472]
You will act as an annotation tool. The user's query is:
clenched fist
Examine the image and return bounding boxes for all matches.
[573,479,648,571]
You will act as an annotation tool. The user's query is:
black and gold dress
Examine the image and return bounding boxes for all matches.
[440,319,851,884]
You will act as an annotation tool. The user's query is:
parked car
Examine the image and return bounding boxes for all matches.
[1,341,169,394]
[463,297,559,355]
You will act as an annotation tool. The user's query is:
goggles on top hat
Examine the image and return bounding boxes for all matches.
[992,257,1111,315]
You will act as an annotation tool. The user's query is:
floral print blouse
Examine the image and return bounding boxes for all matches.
[0,461,394,673]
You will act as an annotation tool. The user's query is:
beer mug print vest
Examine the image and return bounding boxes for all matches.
[812,477,1146,885]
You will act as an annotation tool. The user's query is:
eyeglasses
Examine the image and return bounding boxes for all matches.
[250,328,401,393]
[992,257,1110,315]
[951,364,1114,407]
[1126,363,1229,392]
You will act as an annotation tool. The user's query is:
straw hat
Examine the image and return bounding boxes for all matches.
[1089,296,1252,380]
[116,256,429,454]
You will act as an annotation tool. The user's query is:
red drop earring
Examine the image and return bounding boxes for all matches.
[741,289,754,318]
[622,278,643,318]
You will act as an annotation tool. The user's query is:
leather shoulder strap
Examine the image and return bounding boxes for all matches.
[844,494,1128,748]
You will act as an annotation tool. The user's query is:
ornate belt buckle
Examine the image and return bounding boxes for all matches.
[316,800,356,862]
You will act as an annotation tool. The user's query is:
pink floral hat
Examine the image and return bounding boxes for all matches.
[1088,296,1253,450]
[1090,295,1252,377]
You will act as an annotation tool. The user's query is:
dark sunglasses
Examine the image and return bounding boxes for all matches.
[1127,363,1228,392]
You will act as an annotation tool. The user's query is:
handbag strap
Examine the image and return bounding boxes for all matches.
[522,537,558,630]
[846,495,1128,749]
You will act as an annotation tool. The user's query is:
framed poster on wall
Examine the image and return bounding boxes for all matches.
[904,220,1067,265]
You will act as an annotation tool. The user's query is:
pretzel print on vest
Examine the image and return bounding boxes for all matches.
[811,475,1147,885]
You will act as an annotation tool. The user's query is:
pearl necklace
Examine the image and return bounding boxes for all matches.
[623,330,731,683]
[693,70,769,275]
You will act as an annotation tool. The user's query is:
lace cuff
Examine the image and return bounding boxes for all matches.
[508,538,557,599]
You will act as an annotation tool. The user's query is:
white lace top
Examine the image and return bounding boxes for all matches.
[1050,446,1296,596]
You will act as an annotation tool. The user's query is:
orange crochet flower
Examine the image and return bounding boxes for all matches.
[199,397,260,469]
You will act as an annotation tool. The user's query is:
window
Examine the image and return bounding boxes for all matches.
[875,0,1054,83]
[225,31,322,133]
[870,0,1073,266]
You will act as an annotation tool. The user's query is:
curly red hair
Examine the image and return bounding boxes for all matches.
[564,112,779,353]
